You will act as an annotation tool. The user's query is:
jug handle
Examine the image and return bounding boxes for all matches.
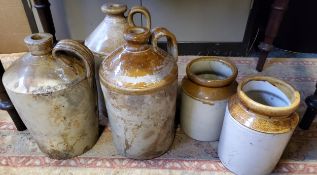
[151,27,178,61]
[52,40,94,79]
[127,6,151,30]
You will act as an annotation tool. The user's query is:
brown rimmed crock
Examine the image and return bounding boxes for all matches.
[229,76,301,133]
[182,57,238,104]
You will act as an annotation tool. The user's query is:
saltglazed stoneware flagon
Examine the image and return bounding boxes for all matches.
[3,33,99,159]
[218,76,300,175]
[180,57,238,141]
[85,3,151,120]
[99,26,178,159]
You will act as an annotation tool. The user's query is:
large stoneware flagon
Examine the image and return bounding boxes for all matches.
[99,26,178,159]
[85,3,151,121]
[2,33,99,159]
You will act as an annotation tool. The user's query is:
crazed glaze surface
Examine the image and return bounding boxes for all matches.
[99,27,178,159]
[2,33,99,159]
[102,81,177,159]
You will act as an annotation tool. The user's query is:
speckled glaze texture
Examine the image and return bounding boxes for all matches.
[2,33,99,159]
[218,76,301,175]
[100,27,178,159]
[180,57,238,141]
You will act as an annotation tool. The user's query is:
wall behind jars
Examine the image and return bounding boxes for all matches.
[44,0,252,43]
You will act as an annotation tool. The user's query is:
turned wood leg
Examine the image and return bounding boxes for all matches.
[299,83,317,130]
[0,62,27,131]
[33,0,57,43]
[256,0,289,72]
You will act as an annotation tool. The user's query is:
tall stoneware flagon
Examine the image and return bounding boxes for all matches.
[85,3,151,121]
[180,57,238,141]
[3,33,99,159]
[99,26,178,159]
[218,76,301,175]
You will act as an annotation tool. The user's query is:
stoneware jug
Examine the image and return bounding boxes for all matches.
[218,76,300,175]
[3,33,99,159]
[180,57,237,141]
[99,26,178,159]
[85,3,151,121]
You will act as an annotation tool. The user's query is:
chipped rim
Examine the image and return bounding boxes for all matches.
[237,76,301,117]
[186,57,238,88]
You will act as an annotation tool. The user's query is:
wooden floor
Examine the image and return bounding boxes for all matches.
[1,53,317,174]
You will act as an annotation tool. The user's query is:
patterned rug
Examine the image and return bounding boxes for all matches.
[0,53,317,175]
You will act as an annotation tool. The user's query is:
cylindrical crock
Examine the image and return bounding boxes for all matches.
[85,4,151,121]
[218,76,300,175]
[180,57,238,141]
[99,27,178,159]
[3,33,99,159]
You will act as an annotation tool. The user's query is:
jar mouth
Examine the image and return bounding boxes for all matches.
[101,3,127,15]
[124,27,150,45]
[237,76,300,117]
[186,57,238,87]
[24,33,53,55]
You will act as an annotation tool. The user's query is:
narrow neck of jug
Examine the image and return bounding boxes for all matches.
[124,27,151,52]
[101,4,127,18]
[24,33,53,56]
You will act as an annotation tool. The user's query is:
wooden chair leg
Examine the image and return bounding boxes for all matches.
[33,0,57,43]
[0,62,27,131]
[256,0,289,72]
[299,83,317,130]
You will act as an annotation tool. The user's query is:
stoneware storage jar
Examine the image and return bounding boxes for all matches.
[218,76,300,175]
[180,57,238,141]
[99,26,178,159]
[3,33,99,159]
[85,3,151,120]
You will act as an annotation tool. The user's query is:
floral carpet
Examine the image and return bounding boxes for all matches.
[0,53,316,174]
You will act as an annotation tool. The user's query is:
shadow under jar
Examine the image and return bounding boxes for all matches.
[180,57,238,141]
[218,76,300,175]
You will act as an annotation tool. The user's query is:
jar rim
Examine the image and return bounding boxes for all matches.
[186,57,238,87]
[237,76,300,117]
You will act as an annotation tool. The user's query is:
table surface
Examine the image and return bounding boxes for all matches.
[0,53,317,175]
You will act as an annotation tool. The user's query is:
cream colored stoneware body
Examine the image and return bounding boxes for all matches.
[218,76,300,175]
[181,93,227,141]
[3,34,99,159]
[180,57,238,141]
[218,106,294,175]
[102,82,177,159]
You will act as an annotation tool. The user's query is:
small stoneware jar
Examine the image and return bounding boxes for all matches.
[180,57,238,141]
[85,3,151,120]
[99,26,178,159]
[218,76,300,175]
[3,33,99,159]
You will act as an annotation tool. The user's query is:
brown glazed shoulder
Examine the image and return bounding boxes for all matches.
[181,76,237,104]
[228,94,299,134]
